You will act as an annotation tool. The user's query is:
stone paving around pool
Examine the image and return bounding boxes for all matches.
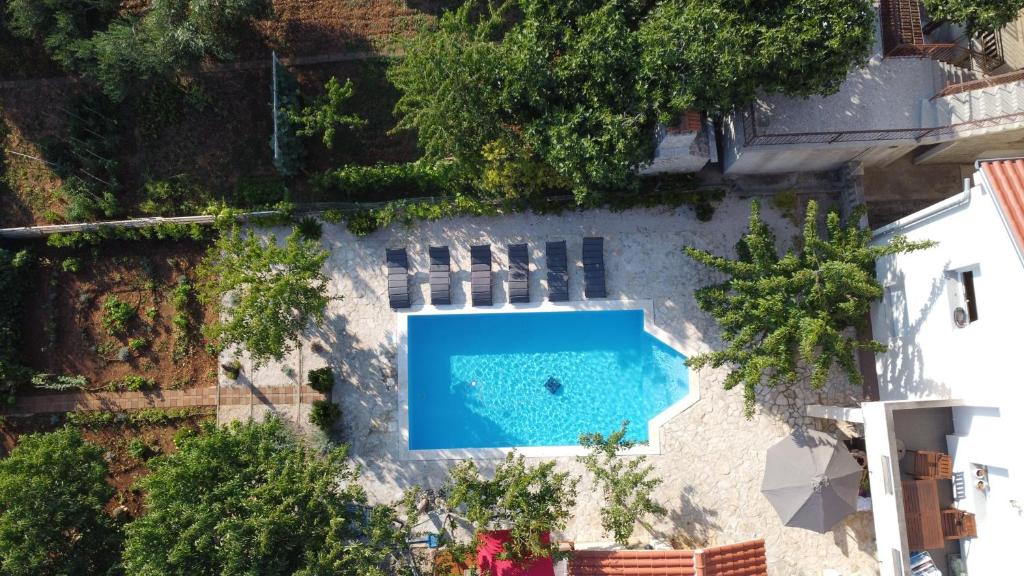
[226,193,879,575]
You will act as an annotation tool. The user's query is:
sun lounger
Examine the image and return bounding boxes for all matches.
[507,243,530,303]
[386,248,410,309]
[546,240,568,302]
[582,237,606,299]
[470,244,493,307]
[429,246,451,305]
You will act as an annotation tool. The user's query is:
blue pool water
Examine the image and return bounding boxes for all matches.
[406,309,689,450]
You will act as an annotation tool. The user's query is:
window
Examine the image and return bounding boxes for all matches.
[961,270,978,323]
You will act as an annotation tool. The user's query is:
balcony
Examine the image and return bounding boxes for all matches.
[880,0,1004,74]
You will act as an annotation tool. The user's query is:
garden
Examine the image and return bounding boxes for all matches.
[17,237,215,394]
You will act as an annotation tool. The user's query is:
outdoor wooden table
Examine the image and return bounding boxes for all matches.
[902,479,944,550]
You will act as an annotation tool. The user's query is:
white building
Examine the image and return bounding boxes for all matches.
[815,158,1024,575]
[722,2,1024,175]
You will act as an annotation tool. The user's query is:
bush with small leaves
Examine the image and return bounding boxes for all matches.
[102,296,136,336]
[309,399,340,431]
[307,367,335,394]
[128,337,147,352]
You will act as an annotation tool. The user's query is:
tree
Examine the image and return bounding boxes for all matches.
[199,226,330,367]
[0,428,121,576]
[640,0,874,113]
[0,248,32,404]
[446,452,578,563]
[389,0,874,202]
[123,418,418,575]
[578,421,665,545]
[6,0,271,100]
[288,77,367,149]
[684,200,934,417]
[922,0,1024,34]
[4,0,118,70]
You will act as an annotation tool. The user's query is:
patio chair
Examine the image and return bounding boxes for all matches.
[507,243,530,303]
[941,509,977,540]
[429,246,451,305]
[907,450,953,480]
[546,240,568,302]
[470,244,493,307]
[582,237,606,299]
[385,248,410,309]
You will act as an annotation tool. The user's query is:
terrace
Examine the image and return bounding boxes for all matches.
[227,196,878,574]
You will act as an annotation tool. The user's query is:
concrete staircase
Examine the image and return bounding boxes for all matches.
[921,79,1024,135]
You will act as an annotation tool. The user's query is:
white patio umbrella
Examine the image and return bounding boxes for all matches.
[761,429,864,533]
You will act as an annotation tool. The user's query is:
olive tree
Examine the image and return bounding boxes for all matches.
[446,452,578,563]
[0,428,121,576]
[199,226,330,367]
[123,418,418,575]
[684,200,934,417]
[578,421,665,545]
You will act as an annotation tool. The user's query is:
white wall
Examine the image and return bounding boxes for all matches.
[871,179,1024,407]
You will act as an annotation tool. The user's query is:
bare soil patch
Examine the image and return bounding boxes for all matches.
[19,240,216,392]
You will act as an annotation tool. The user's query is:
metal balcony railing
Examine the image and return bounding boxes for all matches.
[740,105,1024,147]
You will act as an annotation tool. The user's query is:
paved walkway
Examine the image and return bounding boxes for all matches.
[4,385,324,415]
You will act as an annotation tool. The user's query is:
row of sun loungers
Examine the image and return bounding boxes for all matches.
[386,238,605,309]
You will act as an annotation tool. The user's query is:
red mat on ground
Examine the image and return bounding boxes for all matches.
[476,530,555,576]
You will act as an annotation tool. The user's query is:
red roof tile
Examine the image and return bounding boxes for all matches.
[566,540,766,576]
[980,159,1024,259]
[697,540,768,576]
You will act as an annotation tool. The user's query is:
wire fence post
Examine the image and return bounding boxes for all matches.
[271,51,280,163]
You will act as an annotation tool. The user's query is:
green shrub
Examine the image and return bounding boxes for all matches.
[114,375,155,391]
[294,216,322,241]
[320,209,343,223]
[232,177,288,208]
[66,407,210,429]
[1,248,34,404]
[101,297,136,335]
[31,373,89,391]
[60,257,82,273]
[312,161,464,201]
[127,438,151,460]
[128,337,147,351]
[307,367,335,394]
[172,426,197,447]
[140,177,208,216]
[309,399,340,431]
[46,223,209,249]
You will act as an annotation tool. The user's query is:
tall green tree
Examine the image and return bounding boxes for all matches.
[578,421,665,545]
[199,226,330,367]
[922,0,1024,34]
[390,0,874,202]
[4,0,118,70]
[0,428,121,576]
[446,452,578,563]
[123,418,417,575]
[685,200,934,417]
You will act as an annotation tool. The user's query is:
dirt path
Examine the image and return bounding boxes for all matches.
[4,385,324,415]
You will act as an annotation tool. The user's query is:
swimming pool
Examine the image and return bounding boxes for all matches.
[404,307,691,452]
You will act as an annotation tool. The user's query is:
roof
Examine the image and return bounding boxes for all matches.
[568,549,696,575]
[567,540,767,576]
[980,159,1024,260]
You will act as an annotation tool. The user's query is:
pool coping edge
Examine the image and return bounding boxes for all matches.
[394,299,701,461]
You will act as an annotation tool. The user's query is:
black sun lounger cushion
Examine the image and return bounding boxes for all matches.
[546,240,569,302]
[386,248,410,309]
[470,244,493,307]
[507,243,530,304]
[582,237,606,299]
[429,246,452,305]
